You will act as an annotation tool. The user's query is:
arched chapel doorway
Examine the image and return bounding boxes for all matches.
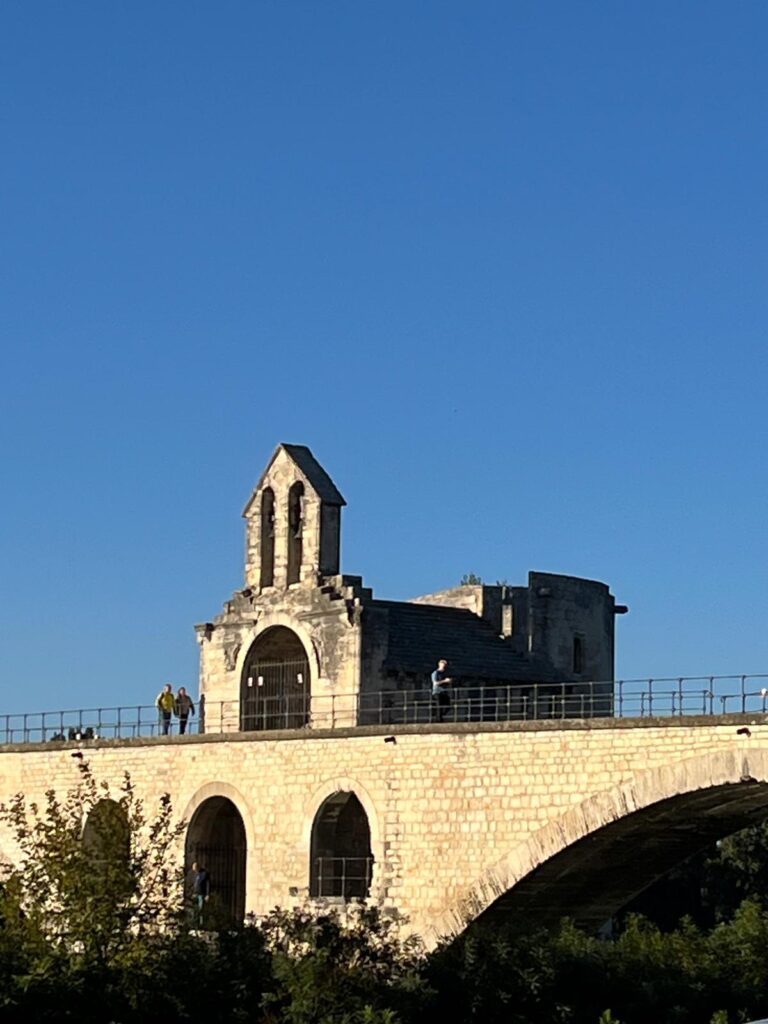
[310,792,373,900]
[240,626,310,731]
[185,797,246,925]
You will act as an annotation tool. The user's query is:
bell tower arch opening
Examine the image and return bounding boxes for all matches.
[240,626,310,731]
[185,796,246,926]
[241,444,346,590]
[287,481,305,585]
[310,792,373,900]
[260,487,276,589]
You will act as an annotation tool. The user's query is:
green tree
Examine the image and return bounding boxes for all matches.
[260,904,429,1024]
[0,757,186,966]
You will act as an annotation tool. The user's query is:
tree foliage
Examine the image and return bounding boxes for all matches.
[0,757,185,966]
[3,761,768,1022]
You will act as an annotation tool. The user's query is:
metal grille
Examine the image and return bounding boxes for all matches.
[312,856,373,899]
[240,658,310,731]
[186,843,245,925]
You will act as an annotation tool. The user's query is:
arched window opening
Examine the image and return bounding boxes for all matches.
[310,792,373,900]
[573,635,584,675]
[185,796,246,927]
[260,487,276,589]
[287,481,305,585]
[240,626,310,731]
[82,799,132,897]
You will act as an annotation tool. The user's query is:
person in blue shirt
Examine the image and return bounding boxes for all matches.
[431,659,454,722]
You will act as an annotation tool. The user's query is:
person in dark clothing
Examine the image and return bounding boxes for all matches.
[188,862,210,927]
[174,687,195,735]
[431,658,454,722]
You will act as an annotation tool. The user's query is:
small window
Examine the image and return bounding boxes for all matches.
[573,635,584,675]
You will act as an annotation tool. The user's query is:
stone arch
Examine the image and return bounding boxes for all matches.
[81,799,132,900]
[303,778,383,899]
[181,781,255,853]
[82,799,130,862]
[239,625,311,731]
[185,794,247,926]
[235,615,321,691]
[309,793,373,900]
[434,747,768,941]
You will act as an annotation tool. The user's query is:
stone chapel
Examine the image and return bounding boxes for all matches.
[196,444,625,729]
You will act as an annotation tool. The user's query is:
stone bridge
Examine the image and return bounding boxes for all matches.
[2,713,768,944]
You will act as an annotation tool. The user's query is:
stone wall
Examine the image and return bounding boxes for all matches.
[0,716,765,945]
[526,572,616,683]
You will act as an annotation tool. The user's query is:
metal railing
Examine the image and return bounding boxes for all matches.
[311,856,373,900]
[3,675,768,745]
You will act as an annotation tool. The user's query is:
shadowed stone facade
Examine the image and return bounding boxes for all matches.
[197,444,627,729]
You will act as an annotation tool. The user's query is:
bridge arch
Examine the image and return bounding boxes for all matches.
[303,778,383,900]
[436,747,768,940]
[82,798,130,859]
[182,782,252,925]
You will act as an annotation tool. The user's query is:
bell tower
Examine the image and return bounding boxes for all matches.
[242,444,346,590]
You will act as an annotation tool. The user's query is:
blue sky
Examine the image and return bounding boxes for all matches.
[1,1,767,715]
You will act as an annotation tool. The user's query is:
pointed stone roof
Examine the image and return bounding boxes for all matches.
[243,443,346,515]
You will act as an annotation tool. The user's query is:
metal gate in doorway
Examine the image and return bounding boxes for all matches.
[240,657,310,731]
[187,842,246,926]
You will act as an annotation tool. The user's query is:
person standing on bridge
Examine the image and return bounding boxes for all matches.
[431,658,454,722]
[156,683,175,735]
[174,686,195,735]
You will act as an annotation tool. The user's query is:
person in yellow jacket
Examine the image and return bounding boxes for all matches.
[156,683,175,735]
